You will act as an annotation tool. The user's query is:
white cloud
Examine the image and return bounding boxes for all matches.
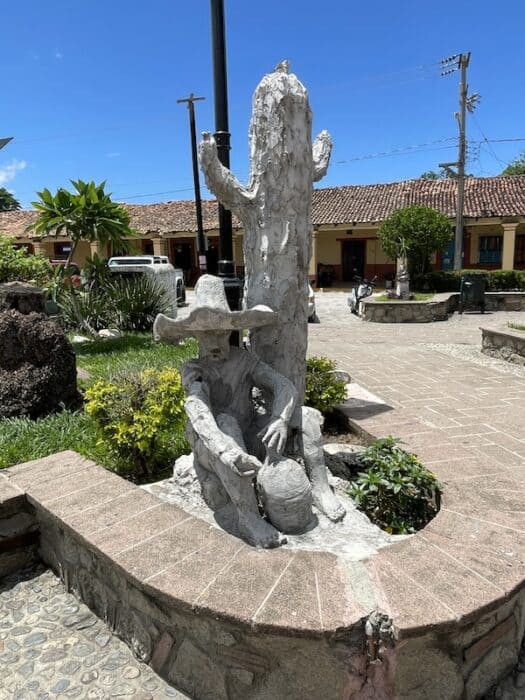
[55,51,63,59]
[106,152,120,159]
[0,159,27,187]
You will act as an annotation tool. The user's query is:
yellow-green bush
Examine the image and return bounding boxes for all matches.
[304,357,347,414]
[85,367,188,480]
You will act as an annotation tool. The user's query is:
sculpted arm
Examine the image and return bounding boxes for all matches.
[198,133,256,216]
[185,375,261,477]
[312,130,332,182]
[251,360,298,454]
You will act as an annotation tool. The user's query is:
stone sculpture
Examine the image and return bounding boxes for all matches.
[154,275,313,548]
[198,61,345,524]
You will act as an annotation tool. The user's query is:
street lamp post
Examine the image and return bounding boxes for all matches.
[0,137,13,151]
[209,0,242,334]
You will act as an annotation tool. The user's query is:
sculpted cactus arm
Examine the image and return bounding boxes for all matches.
[312,130,333,182]
[198,132,256,216]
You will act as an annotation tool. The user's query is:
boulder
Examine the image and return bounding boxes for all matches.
[0,310,81,418]
[0,282,45,315]
[323,443,366,480]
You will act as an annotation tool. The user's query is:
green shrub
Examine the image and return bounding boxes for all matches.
[85,367,188,481]
[57,274,171,334]
[304,357,347,414]
[412,268,525,293]
[486,269,525,291]
[0,234,52,285]
[348,436,441,534]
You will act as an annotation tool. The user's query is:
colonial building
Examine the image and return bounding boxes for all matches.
[1,175,524,286]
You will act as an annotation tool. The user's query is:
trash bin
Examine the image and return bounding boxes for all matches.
[459,274,486,314]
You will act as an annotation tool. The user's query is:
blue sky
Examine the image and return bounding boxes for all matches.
[2,0,525,208]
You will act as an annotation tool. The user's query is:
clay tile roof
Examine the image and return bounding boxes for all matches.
[311,175,525,225]
[1,175,524,239]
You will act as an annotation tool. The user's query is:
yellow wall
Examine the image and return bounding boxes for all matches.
[315,228,394,266]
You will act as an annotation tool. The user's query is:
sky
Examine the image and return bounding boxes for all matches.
[2,0,525,208]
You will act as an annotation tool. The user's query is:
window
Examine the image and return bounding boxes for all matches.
[516,235,525,265]
[479,235,502,265]
[53,243,72,260]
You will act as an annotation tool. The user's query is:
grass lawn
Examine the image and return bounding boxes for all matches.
[0,333,197,475]
[508,322,525,332]
[375,292,435,302]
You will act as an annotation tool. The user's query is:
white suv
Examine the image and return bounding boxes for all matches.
[107,256,186,316]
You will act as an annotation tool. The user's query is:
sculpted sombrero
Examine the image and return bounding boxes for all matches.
[153,274,276,342]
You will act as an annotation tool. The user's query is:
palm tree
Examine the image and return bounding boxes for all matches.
[0,187,21,211]
[28,180,134,267]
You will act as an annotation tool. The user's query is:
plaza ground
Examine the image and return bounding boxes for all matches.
[2,292,525,699]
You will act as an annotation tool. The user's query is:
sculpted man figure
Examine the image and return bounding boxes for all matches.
[154,275,315,548]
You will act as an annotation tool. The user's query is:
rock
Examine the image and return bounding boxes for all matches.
[72,335,91,344]
[331,370,351,384]
[0,282,45,314]
[98,328,122,339]
[77,367,91,381]
[0,309,81,418]
[323,443,366,479]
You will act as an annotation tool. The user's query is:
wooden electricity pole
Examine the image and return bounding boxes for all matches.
[177,93,208,273]
[439,52,473,270]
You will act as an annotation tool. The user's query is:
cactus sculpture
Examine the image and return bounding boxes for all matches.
[199,61,345,523]
[199,60,332,401]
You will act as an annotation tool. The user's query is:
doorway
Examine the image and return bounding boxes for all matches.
[342,239,366,281]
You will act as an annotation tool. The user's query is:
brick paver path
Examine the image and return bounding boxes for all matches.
[309,295,525,477]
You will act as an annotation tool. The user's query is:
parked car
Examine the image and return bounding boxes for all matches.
[107,256,186,316]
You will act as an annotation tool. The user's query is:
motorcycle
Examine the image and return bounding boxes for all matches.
[348,275,377,315]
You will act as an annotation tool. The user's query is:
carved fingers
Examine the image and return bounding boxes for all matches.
[259,417,288,455]
[224,449,262,478]
[312,130,332,182]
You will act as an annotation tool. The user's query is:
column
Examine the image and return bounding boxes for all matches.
[89,242,100,257]
[32,240,48,257]
[502,223,518,270]
[152,237,167,257]
[309,230,318,284]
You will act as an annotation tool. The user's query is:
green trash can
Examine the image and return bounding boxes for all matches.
[459,274,486,314]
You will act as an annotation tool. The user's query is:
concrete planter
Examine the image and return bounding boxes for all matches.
[481,326,525,365]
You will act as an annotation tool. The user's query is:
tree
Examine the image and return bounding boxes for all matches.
[378,205,453,276]
[0,187,21,211]
[419,170,445,180]
[501,152,525,176]
[28,180,134,267]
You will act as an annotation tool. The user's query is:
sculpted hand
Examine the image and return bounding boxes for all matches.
[260,417,288,455]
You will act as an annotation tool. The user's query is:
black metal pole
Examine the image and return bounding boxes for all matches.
[210,0,233,268]
[177,94,207,273]
[210,0,242,341]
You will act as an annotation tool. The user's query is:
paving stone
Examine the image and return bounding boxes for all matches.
[0,566,189,699]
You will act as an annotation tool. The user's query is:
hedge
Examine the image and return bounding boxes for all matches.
[412,269,525,293]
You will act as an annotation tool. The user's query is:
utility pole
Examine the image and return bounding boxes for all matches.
[177,93,208,273]
[439,52,479,270]
[453,52,470,271]
[209,0,243,337]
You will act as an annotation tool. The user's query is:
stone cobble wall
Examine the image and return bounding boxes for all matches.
[362,298,452,323]
[482,327,525,366]
[36,510,376,700]
[362,293,525,323]
[0,479,39,579]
